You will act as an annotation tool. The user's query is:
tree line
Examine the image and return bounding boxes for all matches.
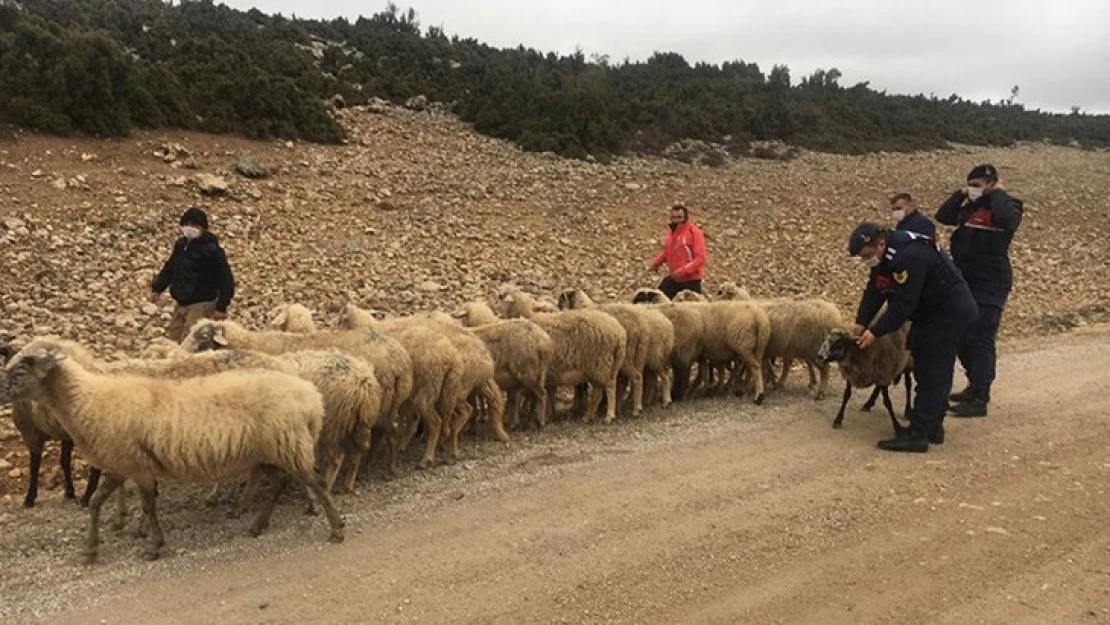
[1,0,1107,161]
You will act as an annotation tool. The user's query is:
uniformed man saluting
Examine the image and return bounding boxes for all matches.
[848,222,979,452]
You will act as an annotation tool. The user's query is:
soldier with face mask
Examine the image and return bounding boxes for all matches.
[935,164,1024,417]
[848,222,978,452]
[150,206,236,341]
[889,192,936,239]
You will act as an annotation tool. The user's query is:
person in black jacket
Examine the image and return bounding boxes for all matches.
[889,192,937,239]
[935,164,1023,417]
[150,206,236,341]
[848,223,978,452]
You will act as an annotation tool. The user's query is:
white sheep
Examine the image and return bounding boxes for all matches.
[3,338,345,563]
[672,299,772,403]
[630,288,707,402]
[183,319,416,475]
[557,288,676,412]
[452,302,555,430]
[495,285,627,425]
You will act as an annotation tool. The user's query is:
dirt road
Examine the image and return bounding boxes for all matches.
[3,328,1108,625]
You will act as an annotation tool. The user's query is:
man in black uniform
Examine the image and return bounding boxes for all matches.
[150,206,236,342]
[848,222,979,452]
[890,192,937,239]
[936,164,1023,417]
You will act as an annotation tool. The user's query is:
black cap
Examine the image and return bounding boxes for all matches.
[966,164,998,182]
[180,206,208,229]
[848,221,882,256]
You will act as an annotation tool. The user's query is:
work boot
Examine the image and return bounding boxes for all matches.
[877,425,929,453]
[928,423,944,445]
[949,386,974,403]
[950,397,988,418]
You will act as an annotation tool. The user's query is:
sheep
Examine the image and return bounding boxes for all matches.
[630,287,707,402]
[713,283,845,400]
[182,320,416,474]
[0,343,87,508]
[333,303,509,454]
[267,303,319,334]
[495,285,627,425]
[452,302,555,430]
[815,325,913,432]
[557,288,676,412]
[3,338,345,563]
[670,299,772,404]
[672,289,708,302]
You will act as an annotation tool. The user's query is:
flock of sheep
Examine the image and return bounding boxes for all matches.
[0,282,914,564]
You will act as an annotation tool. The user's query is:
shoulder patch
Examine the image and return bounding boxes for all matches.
[893,269,909,284]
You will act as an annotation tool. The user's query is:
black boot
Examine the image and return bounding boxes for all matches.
[928,423,944,445]
[949,386,973,403]
[950,397,988,418]
[877,425,929,453]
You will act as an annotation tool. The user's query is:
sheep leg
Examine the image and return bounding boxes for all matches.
[341,426,372,494]
[203,483,223,507]
[813,362,830,401]
[249,465,289,538]
[23,438,43,508]
[80,467,101,507]
[134,479,165,561]
[601,377,620,425]
[833,383,852,429]
[738,352,766,405]
[82,473,124,565]
[60,439,76,500]
[298,469,345,544]
[806,361,819,390]
[415,401,444,470]
[111,484,129,532]
[772,359,790,388]
[482,380,511,443]
[443,401,474,464]
[322,446,344,494]
[627,368,644,417]
[860,386,882,411]
[672,363,691,402]
[880,386,904,434]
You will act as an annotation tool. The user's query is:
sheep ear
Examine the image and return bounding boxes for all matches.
[271,311,287,327]
[213,329,229,346]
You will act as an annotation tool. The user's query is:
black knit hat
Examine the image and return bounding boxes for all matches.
[848,221,882,256]
[179,206,208,229]
[966,164,998,182]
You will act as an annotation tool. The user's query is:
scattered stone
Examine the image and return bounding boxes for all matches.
[195,174,229,196]
[234,151,268,179]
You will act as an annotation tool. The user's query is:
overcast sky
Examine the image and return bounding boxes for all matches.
[221,0,1110,114]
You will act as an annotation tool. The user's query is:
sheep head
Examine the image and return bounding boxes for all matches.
[3,339,69,401]
[182,320,230,353]
[714,282,752,301]
[816,328,855,365]
[631,288,666,305]
[673,289,706,302]
[556,288,594,311]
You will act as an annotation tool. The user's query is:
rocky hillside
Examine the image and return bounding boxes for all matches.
[1,103,1108,360]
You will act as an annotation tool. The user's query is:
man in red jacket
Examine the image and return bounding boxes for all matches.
[649,203,707,299]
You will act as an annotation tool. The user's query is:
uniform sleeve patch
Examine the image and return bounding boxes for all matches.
[893,269,909,284]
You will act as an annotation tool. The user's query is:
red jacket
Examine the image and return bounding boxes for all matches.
[652,221,707,282]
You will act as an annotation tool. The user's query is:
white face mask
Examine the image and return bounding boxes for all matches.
[181,226,202,240]
[891,210,905,222]
[967,187,984,202]
[864,256,880,269]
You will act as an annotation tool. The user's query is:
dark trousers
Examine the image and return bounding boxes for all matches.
[956,303,1003,402]
[658,276,702,300]
[909,311,976,432]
